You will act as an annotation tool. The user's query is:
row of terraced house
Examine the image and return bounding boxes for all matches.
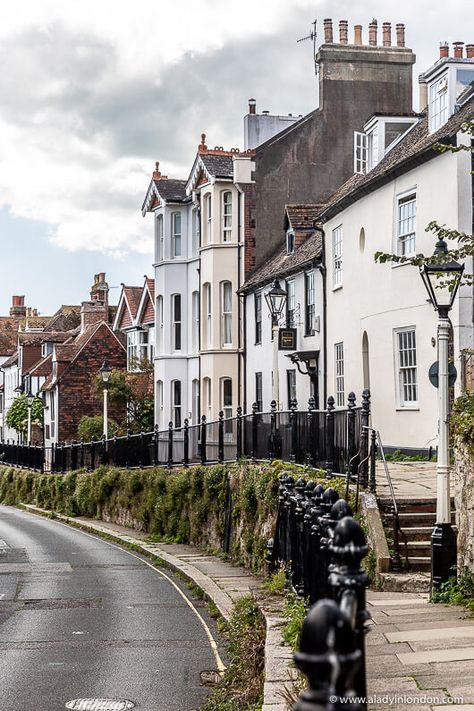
[2,19,474,454]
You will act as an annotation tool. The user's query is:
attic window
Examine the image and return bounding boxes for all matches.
[354,132,367,174]
[286,229,295,254]
[429,74,448,132]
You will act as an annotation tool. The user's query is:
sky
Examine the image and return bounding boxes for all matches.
[0,0,473,315]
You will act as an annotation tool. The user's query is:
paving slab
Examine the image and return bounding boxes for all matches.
[397,647,474,664]
[386,625,474,643]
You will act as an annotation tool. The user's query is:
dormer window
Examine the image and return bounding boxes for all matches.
[429,74,448,132]
[354,117,417,174]
[41,342,53,358]
[286,229,295,254]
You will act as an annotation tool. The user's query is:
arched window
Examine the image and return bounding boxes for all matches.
[172,294,182,351]
[221,281,232,346]
[171,212,182,257]
[156,296,163,354]
[192,379,200,424]
[192,291,200,352]
[221,378,233,434]
[203,377,212,417]
[156,214,164,261]
[222,191,232,242]
[156,380,163,428]
[206,194,212,243]
[171,380,182,428]
[203,283,212,348]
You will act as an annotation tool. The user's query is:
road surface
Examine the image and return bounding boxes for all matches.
[0,505,220,711]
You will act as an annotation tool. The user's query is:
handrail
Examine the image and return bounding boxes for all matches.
[368,427,408,572]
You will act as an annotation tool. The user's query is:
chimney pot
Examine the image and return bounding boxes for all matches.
[396,23,405,47]
[453,42,464,58]
[382,22,392,47]
[248,98,256,114]
[466,44,474,58]
[368,19,378,46]
[440,42,449,58]
[354,25,363,46]
[323,18,333,43]
[339,20,348,45]
[418,77,428,111]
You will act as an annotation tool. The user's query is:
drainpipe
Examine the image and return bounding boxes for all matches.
[236,184,244,411]
[316,227,327,407]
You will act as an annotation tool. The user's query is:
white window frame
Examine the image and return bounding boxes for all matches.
[396,192,416,257]
[171,380,182,428]
[254,291,262,344]
[354,131,367,174]
[206,194,212,243]
[286,279,296,327]
[192,290,200,352]
[221,377,233,435]
[221,281,232,346]
[255,372,263,412]
[333,225,343,288]
[429,73,448,133]
[192,208,200,255]
[394,327,418,408]
[156,380,163,428]
[204,283,212,348]
[156,296,163,354]
[287,369,297,409]
[156,214,164,261]
[172,293,182,352]
[171,212,182,258]
[335,342,345,407]
[222,191,232,242]
[305,271,315,336]
[192,379,200,424]
[286,229,295,254]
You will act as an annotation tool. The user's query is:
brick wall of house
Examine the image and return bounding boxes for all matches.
[240,182,256,278]
[57,324,127,442]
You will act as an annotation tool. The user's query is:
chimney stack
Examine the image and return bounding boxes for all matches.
[248,98,256,114]
[10,295,27,318]
[382,22,392,47]
[368,19,378,46]
[396,23,405,47]
[339,20,348,45]
[323,18,333,43]
[354,25,362,46]
[418,77,428,111]
[152,161,167,180]
[466,44,474,59]
[440,42,449,58]
[453,42,464,58]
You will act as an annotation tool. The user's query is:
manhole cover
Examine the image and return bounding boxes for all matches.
[65,701,135,710]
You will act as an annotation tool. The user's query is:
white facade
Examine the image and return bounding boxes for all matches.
[245,266,324,412]
[323,129,473,451]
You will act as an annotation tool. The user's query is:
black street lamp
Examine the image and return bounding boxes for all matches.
[287,351,319,406]
[265,279,287,408]
[419,237,464,590]
[100,360,112,439]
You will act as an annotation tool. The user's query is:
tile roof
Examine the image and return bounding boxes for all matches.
[286,204,326,230]
[154,178,187,202]
[26,353,53,377]
[241,231,323,294]
[0,331,18,356]
[43,305,81,332]
[17,331,72,346]
[1,352,18,369]
[320,95,474,221]
[145,278,155,302]
[124,287,143,319]
[199,154,234,179]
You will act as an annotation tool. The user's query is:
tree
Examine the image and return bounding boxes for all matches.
[95,359,154,433]
[77,415,119,442]
[375,122,474,282]
[5,394,43,436]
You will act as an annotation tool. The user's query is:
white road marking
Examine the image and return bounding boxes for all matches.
[22,511,226,674]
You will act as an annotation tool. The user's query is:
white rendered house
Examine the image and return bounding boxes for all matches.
[320,48,474,452]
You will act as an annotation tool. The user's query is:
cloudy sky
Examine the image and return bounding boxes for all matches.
[0,0,473,314]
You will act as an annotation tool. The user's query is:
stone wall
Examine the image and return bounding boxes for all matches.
[454,440,474,571]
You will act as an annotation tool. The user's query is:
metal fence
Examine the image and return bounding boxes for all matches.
[0,390,371,476]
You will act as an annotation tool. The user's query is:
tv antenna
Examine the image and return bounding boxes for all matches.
[297,19,318,74]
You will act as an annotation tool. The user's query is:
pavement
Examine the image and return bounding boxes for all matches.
[0,505,222,711]
[375,461,439,500]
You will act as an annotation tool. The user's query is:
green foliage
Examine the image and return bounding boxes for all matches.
[374,122,474,284]
[385,449,430,462]
[95,363,154,433]
[77,415,119,442]
[451,393,474,448]
[200,595,265,711]
[5,395,43,435]
[282,592,307,651]
[431,567,474,610]
[262,568,287,595]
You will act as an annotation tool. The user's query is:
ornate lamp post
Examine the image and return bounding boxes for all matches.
[100,360,112,440]
[265,279,287,409]
[420,237,464,589]
[26,391,34,445]
[287,351,319,405]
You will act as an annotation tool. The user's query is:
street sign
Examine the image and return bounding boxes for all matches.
[279,328,297,351]
[428,361,457,388]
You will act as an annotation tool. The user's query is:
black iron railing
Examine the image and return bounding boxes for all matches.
[0,390,372,476]
[268,473,370,710]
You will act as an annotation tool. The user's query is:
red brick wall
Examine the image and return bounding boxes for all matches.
[240,182,256,279]
[57,323,127,442]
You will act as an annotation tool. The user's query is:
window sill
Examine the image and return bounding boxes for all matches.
[392,260,414,269]
[332,284,343,292]
[396,406,420,411]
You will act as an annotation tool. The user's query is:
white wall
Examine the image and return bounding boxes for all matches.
[324,141,473,450]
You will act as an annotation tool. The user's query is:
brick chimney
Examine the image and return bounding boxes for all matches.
[324,18,333,43]
[440,43,449,58]
[396,24,405,48]
[339,20,348,45]
[382,22,392,47]
[81,273,110,332]
[368,19,378,46]
[10,295,26,318]
[466,44,474,59]
[90,272,109,306]
[354,25,363,46]
[152,161,168,181]
[453,42,464,58]
[248,98,256,114]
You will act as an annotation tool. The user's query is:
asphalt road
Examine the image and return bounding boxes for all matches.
[0,506,220,711]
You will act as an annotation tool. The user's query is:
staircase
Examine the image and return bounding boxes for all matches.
[379,498,456,572]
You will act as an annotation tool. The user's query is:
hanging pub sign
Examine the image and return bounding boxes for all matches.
[279,328,297,351]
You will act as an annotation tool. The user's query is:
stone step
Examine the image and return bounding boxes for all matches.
[395,511,456,526]
[407,555,431,571]
[400,525,457,541]
[405,540,432,557]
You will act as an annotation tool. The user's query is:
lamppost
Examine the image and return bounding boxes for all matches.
[420,237,464,589]
[265,279,287,409]
[100,360,112,440]
[26,391,34,445]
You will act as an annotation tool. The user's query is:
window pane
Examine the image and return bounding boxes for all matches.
[397,329,418,404]
[333,226,343,286]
